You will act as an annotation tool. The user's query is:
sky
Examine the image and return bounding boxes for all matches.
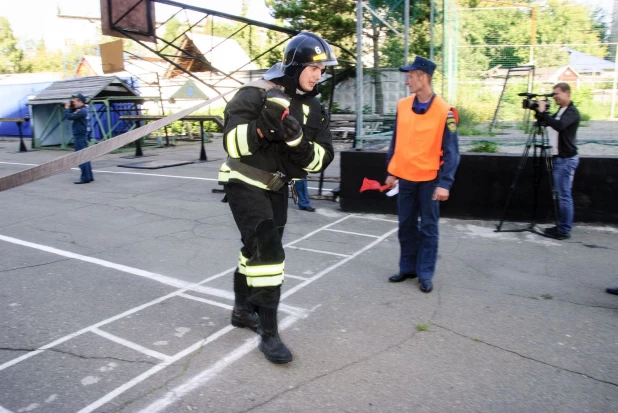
[0,0,615,46]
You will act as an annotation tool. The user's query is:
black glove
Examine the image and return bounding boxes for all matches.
[257,88,292,141]
[280,114,303,148]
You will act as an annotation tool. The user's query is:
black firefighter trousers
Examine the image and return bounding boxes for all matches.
[225,181,288,309]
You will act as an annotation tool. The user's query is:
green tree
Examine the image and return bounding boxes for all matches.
[380,1,431,67]
[267,0,431,114]
[457,0,608,72]
[266,0,356,50]
[0,17,28,73]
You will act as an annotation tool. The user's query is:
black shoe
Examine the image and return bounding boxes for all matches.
[259,334,293,364]
[74,180,89,184]
[419,280,433,293]
[388,273,417,282]
[299,206,316,212]
[543,226,570,240]
[258,307,293,364]
[231,309,259,333]
[606,288,618,296]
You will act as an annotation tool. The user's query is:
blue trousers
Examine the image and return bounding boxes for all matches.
[74,136,93,182]
[397,178,440,281]
[553,155,579,234]
[294,178,312,209]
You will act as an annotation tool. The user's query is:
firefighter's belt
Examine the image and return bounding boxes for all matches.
[226,158,286,191]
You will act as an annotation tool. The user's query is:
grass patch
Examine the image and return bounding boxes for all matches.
[415,323,431,332]
[469,140,499,153]
[458,123,491,136]
[472,338,483,343]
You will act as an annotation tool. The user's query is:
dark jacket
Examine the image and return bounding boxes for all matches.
[538,102,579,158]
[65,106,89,137]
[222,79,334,182]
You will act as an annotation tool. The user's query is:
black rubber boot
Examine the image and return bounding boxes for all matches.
[258,307,293,364]
[231,271,258,333]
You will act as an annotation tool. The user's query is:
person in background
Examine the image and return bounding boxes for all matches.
[294,178,315,211]
[64,93,93,184]
[537,82,580,240]
[385,56,460,294]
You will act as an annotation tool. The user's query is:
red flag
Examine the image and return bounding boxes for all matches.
[360,177,390,193]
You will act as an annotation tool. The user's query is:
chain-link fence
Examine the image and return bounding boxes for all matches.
[451,5,617,148]
[332,1,618,152]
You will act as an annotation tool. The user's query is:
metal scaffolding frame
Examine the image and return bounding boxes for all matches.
[107,0,355,100]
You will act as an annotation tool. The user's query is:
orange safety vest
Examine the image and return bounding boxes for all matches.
[387,94,458,182]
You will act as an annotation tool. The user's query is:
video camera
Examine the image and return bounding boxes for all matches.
[518,92,553,112]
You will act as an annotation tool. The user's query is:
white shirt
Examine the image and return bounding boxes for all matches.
[548,106,567,156]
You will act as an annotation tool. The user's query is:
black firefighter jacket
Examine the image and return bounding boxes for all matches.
[222,84,334,186]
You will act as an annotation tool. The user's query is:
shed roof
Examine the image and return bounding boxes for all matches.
[28,76,139,105]
[165,33,258,78]
[567,48,615,73]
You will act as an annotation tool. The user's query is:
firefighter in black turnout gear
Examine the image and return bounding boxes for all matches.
[223,32,336,364]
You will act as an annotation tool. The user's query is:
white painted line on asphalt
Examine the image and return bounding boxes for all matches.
[0,264,239,373]
[283,215,352,247]
[307,186,336,191]
[0,290,180,372]
[184,287,307,317]
[0,161,337,187]
[282,226,399,300]
[178,293,234,311]
[0,215,349,373]
[0,161,215,181]
[137,225,399,413]
[353,215,399,223]
[190,284,234,300]
[89,170,218,181]
[0,234,203,290]
[0,403,15,413]
[92,328,171,362]
[287,245,351,258]
[284,273,309,281]
[324,228,380,238]
[77,324,237,413]
[134,315,300,413]
[0,161,38,166]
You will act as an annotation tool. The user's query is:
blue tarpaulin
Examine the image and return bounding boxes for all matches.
[0,82,53,137]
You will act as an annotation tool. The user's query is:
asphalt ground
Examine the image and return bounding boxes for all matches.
[0,138,617,413]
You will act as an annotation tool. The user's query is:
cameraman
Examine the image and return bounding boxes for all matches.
[64,93,94,184]
[537,82,580,240]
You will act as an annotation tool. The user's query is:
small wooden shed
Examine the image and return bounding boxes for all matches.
[28,76,141,148]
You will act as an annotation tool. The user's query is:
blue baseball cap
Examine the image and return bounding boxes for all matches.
[71,93,87,103]
[399,56,436,76]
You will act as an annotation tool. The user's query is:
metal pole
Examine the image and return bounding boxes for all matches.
[199,121,207,161]
[430,0,435,61]
[404,0,409,65]
[18,121,27,152]
[133,102,143,157]
[442,0,446,97]
[355,0,363,149]
[609,43,618,119]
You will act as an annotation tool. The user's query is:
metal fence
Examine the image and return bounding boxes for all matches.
[339,1,617,149]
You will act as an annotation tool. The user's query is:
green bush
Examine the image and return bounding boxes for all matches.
[469,140,499,153]
[458,122,489,136]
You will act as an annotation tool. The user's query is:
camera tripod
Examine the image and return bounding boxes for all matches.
[496,116,559,233]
